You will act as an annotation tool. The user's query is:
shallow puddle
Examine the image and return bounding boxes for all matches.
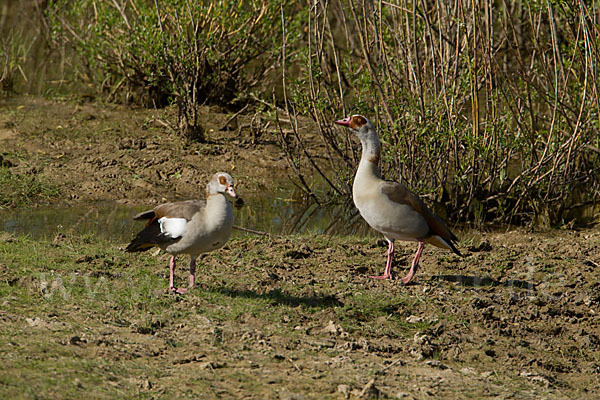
[0,195,371,242]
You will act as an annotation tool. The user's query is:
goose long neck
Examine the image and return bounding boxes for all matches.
[357,132,381,179]
[205,192,233,228]
[206,192,228,209]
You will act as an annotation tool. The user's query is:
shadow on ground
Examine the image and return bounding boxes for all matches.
[430,274,536,289]
[206,286,344,308]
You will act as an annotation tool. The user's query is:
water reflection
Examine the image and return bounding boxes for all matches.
[0,195,372,242]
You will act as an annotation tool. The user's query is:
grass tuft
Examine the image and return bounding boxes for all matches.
[0,166,60,208]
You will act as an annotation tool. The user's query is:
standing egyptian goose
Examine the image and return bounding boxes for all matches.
[126,172,236,293]
[335,115,461,284]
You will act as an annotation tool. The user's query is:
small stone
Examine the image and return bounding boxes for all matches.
[424,360,448,370]
[406,315,423,324]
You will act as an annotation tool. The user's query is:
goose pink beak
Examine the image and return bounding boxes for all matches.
[226,185,237,198]
[335,116,351,127]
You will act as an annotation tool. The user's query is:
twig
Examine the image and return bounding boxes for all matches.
[380,357,406,372]
[233,225,270,236]
[222,104,250,130]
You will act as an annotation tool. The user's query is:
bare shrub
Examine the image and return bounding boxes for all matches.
[47,0,288,140]
[278,0,600,225]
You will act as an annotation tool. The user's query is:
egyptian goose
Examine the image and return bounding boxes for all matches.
[126,172,236,293]
[335,115,461,284]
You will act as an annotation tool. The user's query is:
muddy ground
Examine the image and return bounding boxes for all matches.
[1,97,599,399]
[0,95,322,206]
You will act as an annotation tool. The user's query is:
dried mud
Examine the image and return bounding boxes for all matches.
[0,96,308,205]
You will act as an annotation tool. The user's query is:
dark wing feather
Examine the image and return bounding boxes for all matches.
[125,218,176,252]
[380,181,461,254]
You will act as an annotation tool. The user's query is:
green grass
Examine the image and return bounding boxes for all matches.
[0,234,430,397]
[1,232,596,398]
[0,166,60,208]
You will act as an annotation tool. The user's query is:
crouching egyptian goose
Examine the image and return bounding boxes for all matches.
[335,115,461,284]
[126,172,236,293]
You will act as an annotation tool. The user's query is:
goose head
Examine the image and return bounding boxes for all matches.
[207,172,237,198]
[335,115,377,142]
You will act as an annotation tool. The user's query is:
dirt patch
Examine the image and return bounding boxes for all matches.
[1,230,599,398]
[0,96,321,206]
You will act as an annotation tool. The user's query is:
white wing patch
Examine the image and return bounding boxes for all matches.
[158,217,187,239]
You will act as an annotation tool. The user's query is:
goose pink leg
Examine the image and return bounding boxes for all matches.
[169,256,197,294]
[169,255,177,291]
[401,241,425,284]
[370,239,395,280]
[188,257,196,290]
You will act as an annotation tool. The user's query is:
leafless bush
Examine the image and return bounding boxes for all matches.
[47,0,287,141]
[278,0,600,226]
